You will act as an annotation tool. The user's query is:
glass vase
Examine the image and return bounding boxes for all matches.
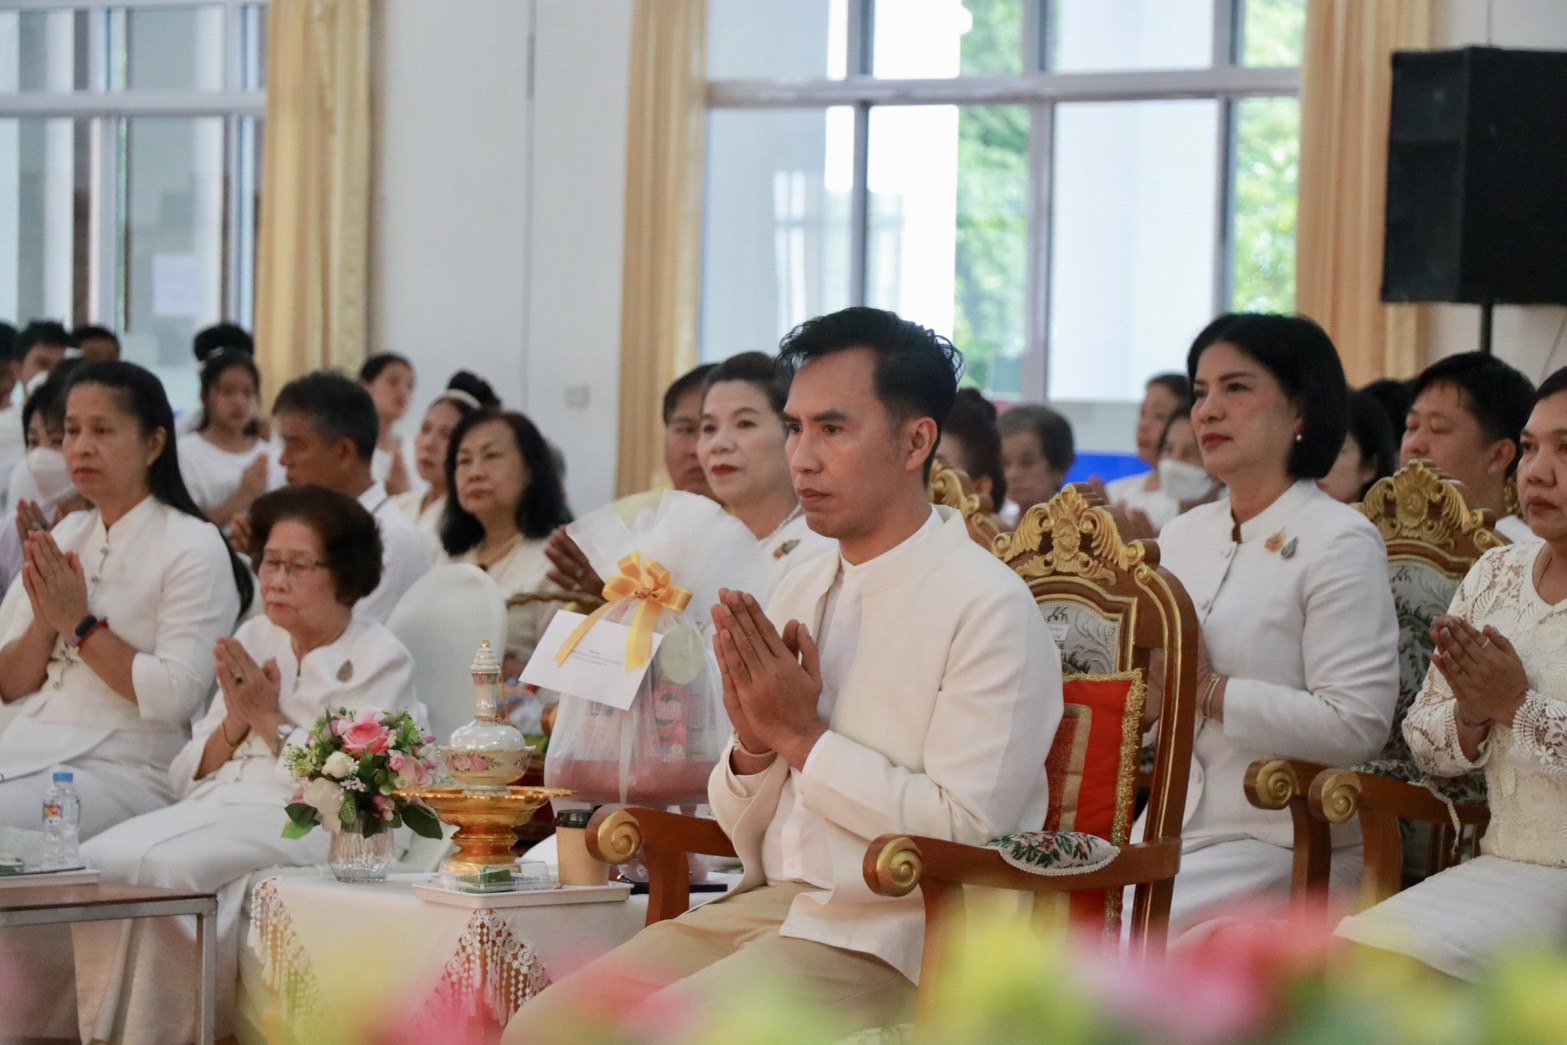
[328,823,394,882]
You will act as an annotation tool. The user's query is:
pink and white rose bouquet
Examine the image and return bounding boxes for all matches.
[283,706,443,839]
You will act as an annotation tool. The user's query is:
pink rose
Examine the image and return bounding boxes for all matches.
[390,751,430,788]
[373,794,396,821]
[341,708,393,756]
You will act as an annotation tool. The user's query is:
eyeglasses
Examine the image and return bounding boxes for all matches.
[258,556,330,578]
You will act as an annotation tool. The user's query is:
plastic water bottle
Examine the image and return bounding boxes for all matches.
[40,770,81,870]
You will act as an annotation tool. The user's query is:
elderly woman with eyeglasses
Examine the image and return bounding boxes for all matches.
[69,486,423,1045]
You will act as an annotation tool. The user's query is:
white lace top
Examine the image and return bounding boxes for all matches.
[1403,541,1567,867]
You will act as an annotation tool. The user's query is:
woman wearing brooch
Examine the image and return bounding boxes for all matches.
[71,485,422,1044]
[698,351,834,589]
[1139,313,1399,944]
[1335,369,1567,979]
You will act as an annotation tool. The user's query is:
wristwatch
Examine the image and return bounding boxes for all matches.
[66,614,105,649]
[267,721,294,757]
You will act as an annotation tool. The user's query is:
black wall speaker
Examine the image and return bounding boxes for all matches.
[1382,47,1567,306]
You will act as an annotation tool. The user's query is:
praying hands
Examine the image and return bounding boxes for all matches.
[21,530,89,636]
[711,587,826,772]
[1430,615,1530,736]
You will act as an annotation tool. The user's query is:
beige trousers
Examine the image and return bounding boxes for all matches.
[503,882,916,1042]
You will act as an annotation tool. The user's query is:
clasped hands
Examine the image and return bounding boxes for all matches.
[1429,615,1528,732]
[213,635,284,748]
[712,588,826,772]
[20,530,89,637]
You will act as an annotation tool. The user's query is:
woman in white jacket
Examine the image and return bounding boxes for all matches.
[0,361,251,837]
[73,485,421,1044]
[1140,313,1399,944]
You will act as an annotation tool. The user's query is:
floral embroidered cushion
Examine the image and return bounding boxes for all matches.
[986,830,1120,876]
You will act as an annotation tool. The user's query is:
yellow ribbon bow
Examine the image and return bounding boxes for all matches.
[554,552,693,673]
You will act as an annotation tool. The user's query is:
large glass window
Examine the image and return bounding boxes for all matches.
[703,0,1304,405]
[0,1,265,405]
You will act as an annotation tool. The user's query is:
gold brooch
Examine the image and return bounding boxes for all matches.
[773,539,800,560]
[337,661,353,682]
[1265,530,1297,558]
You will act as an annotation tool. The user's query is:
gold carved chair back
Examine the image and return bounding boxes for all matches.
[988,483,1201,945]
[928,457,1005,546]
[1356,460,1507,770]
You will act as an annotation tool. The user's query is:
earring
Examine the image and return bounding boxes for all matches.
[1294,432,1303,443]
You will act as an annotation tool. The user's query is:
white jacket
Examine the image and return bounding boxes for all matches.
[1157,480,1398,847]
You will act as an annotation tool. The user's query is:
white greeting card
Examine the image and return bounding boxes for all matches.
[520,609,663,710]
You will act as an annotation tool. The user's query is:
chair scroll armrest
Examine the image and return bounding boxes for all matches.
[862,834,1183,897]
[1243,758,1332,895]
[587,805,737,926]
[1305,768,1364,825]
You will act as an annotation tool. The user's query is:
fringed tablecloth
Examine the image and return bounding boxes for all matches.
[245,873,650,1040]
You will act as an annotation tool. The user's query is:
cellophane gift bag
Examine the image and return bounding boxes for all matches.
[544,491,770,806]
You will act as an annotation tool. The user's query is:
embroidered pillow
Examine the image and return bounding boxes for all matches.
[1041,671,1146,931]
[987,830,1120,875]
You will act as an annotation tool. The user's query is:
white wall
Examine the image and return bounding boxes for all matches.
[523,0,632,511]
[1426,0,1567,382]
[370,0,631,513]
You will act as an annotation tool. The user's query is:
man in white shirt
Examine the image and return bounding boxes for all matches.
[266,371,429,622]
[1400,352,1536,541]
[508,308,1062,1039]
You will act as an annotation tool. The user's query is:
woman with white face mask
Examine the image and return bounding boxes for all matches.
[1105,373,1191,528]
[1154,413,1223,520]
[0,362,91,597]
[697,352,834,590]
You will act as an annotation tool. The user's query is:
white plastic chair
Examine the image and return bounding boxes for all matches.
[386,563,507,872]
[386,562,508,744]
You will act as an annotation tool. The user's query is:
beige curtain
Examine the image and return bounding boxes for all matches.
[254,0,371,397]
[1296,0,1433,385]
[615,0,708,498]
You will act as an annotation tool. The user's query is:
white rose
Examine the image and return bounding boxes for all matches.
[322,751,357,780]
[302,777,346,833]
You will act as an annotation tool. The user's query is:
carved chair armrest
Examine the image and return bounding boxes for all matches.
[1307,768,1490,906]
[862,834,1182,898]
[1243,758,1332,894]
[1305,768,1490,828]
[587,805,737,925]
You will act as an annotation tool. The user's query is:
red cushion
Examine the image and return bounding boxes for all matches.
[1043,672,1146,930]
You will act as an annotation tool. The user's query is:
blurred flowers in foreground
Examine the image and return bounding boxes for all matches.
[509,897,1567,1045]
[268,896,1567,1044]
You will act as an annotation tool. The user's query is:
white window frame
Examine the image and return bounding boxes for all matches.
[0,0,266,330]
[705,0,1300,401]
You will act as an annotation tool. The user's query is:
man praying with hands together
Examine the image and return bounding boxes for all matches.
[507,307,1062,1040]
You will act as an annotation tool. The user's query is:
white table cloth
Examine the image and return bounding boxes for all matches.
[241,865,730,1041]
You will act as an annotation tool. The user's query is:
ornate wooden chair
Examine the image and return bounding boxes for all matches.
[860,484,1201,1000]
[928,457,1005,546]
[1241,461,1502,903]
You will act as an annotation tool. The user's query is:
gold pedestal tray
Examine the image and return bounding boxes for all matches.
[395,785,574,876]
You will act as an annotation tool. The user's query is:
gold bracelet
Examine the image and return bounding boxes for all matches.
[1201,674,1225,719]
[732,731,773,758]
[219,718,243,748]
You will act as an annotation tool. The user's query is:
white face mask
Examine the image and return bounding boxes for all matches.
[26,446,75,504]
[1158,457,1217,503]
